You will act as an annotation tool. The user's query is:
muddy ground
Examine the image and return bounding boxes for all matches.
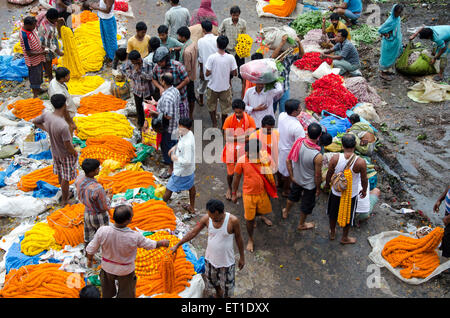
[0,0,449,298]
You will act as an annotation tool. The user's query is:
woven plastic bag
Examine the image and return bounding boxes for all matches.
[261,26,298,50]
[396,42,436,76]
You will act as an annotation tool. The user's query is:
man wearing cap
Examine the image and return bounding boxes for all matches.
[151,46,190,119]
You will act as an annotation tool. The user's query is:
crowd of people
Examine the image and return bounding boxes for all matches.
[15,0,449,299]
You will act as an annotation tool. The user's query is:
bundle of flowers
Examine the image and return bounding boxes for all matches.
[293,52,333,71]
[305,74,357,118]
[235,34,253,58]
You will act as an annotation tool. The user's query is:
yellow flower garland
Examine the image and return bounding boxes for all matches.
[235,34,253,58]
[21,223,61,256]
[66,75,105,95]
[73,20,106,72]
[13,42,23,54]
[337,169,353,227]
[73,112,134,139]
[60,26,86,79]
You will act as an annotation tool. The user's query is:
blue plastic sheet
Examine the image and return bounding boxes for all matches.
[0,56,28,82]
[28,149,52,160]
[32,180,59,198]
[0,162,21,188]
[5,236,61,274]
[182,243,205,274]
[320,113,351,137]
[34,129,47,142]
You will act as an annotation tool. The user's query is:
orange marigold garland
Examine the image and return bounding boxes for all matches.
[79,135,136,165]
[135,231,196,297]
[382,227,444,279]
[78,93,127,115]
[8,98,45,121]
[108,199,176,232]
[98,170,156,194]
[0,263,85,298]
[152,293,181,298]
[47,204,85,247]
[161,251,176,293]
[17,165,78,192]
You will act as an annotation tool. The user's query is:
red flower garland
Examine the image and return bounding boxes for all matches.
[305,74,357,118]
[293,52,333,72]
[114,1,129,12]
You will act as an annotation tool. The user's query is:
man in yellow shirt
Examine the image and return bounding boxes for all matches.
[322,13,351,47]
[127,21,150,58]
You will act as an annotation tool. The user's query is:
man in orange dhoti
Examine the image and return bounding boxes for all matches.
[232,138,278,252]
[222,99,256,201]
[249,114,279,176]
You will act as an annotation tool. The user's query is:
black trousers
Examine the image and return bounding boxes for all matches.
[133,94,150,128]
[226,50,245,80]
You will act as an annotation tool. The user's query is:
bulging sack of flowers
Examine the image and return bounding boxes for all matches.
[261,26,298,51]
[396,42,436,76]
[240,58,280,84]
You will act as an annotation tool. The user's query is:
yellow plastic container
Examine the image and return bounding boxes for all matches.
[154,185,166,198]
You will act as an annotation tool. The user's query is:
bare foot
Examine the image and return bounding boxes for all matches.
[246,239,254,253]
[182,203,195,213]
[329,230,336,241]
[281,208,289,219]
[340,237,357,244]
[260,216,272,226]
[236,191,242,199]
[297,222,314,231]
[225,189,232,201]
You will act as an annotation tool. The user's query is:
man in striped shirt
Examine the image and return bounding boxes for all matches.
[75,159,112,245]
[147,72,180,179]
[19,16,47,98]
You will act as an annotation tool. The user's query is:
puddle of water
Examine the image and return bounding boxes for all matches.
[395,153,420,177]
[375,154,444,225]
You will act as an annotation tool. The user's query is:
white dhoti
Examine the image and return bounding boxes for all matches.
[278,149,290,177]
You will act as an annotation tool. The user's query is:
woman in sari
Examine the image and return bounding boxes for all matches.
[378,4,404,81]
[190,0,218,26]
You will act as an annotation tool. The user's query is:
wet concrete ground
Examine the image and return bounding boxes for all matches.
[0,0,449,298]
